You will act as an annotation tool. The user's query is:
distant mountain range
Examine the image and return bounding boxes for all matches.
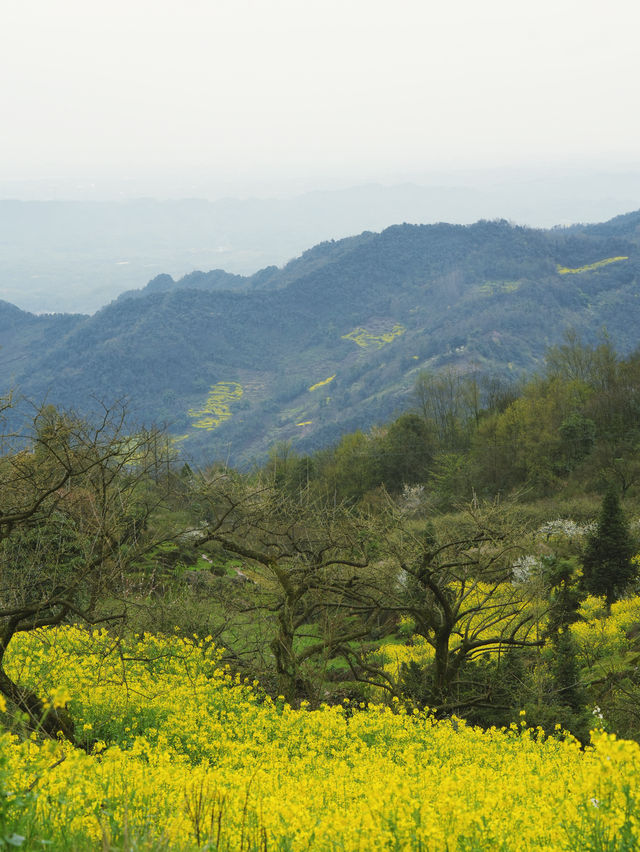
[2,210,640,465]
[4,172,640,314]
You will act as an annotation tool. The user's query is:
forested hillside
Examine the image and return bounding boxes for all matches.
[2,211,640,464]
[284,334,640,506]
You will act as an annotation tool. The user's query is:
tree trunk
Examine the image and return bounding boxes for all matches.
[433,628,452,700]
[270,632,303,703]
[0,664,78,745]
[270,599,302,703]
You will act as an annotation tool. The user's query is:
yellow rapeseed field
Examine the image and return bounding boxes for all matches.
[556,256,629,275]
[1,627,639,850]
[341,324,406,349]
[187,382,243,430]
[308,375,336,392]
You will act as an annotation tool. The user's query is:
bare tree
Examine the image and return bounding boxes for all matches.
[0,396,170,742]
[191,473,381,704]
[343,496,544,711]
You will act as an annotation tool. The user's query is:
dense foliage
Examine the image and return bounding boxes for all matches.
[275,335,640,509]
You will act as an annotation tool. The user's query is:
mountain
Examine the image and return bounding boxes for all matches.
[4,172,640,314]
[2,213,640,464]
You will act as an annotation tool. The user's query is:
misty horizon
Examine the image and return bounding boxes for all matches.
[2,0,639,313]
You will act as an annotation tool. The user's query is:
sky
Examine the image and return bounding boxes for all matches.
[2,0,640,197]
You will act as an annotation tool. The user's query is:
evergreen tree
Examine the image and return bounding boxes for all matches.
[543,555,581,637]
[532,627,591,744]
[581,487,635,604]
[552,628,585,714]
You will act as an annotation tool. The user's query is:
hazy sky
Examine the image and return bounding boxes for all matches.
[2,0,640,193]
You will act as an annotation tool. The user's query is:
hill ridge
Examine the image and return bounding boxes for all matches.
[2,212,639,463]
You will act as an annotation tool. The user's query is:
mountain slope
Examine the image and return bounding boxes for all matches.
[2,215,639,464]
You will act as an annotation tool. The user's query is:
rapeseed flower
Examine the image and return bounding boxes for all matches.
[1,625,639,850]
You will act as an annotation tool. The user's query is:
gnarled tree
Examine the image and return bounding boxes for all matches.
[191,471,381,704]
[0,396,169,743]
[345,497,545,712]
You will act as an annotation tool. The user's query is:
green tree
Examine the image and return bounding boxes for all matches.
[324,430,378,504]
[412,368,473,451]
[377,413,434,493]
[543,555,582,637]
[558,413,596,471]
[552,628,586,716]
[581,487,636,604]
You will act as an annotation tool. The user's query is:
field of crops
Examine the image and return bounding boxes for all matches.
[2,627,639,851]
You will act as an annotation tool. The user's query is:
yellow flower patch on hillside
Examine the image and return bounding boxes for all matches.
[170,434,190,444]
[309,375,335,392]
[342,324,406,349]
[557,256,628,275]
[188,382,243,430]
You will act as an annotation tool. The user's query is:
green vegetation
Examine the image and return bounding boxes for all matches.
[581,488,635,604]
[5,209,640,848]
[238,335,640,737]
[6,331,640,845]
[7,334,640,733]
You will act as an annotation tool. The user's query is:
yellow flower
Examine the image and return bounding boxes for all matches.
[50,686,71,709]
[5,622,640,851]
